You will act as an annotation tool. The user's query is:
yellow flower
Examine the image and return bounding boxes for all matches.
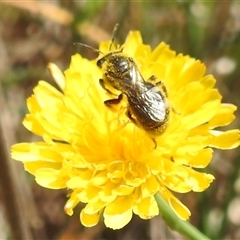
[11,31,240,230]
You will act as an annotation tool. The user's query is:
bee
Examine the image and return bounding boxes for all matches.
[97,51,170,137]
[75,25,170,142]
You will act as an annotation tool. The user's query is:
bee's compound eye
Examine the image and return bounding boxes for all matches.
[115,57,129,73]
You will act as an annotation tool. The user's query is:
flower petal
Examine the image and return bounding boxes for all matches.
[169,197,191,220]
[133,196,159,219]
[210,130,240,149]
[104,196,133,229]
[80,209,101,227]
[48,63,65,90]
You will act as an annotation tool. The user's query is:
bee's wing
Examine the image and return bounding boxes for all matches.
[142,86,167,122]
[128,83,167,122]
[128,64,145,84]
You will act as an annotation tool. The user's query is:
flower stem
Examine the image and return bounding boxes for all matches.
[155,193,210,240]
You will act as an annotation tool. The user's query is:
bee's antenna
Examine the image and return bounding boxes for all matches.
[73,43,103,55]
[109,23,119,51]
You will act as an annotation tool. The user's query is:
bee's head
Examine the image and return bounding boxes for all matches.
[97,52,133,76]
[96,51,134,91]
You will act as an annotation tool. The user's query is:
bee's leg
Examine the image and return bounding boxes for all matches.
[125,108,137,125]
[148,75,158,82]
[147,75,168,97]
[153,79,178,114]
[99,79,118,96]
[155,81,168,97]
[151,137,157,149]
[104,93,123,107]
